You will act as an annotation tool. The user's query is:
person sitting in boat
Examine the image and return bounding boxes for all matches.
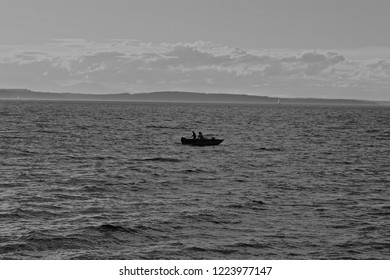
[192,131,196,139]
[198,132,205,140]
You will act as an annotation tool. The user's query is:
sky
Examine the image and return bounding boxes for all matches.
[1,0,390,100]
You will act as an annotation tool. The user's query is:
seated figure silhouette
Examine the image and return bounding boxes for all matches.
[198,132,205,140]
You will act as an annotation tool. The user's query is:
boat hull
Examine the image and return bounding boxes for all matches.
[181,137,223,146]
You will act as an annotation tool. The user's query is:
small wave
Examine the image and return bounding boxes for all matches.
[334,160,354,165]
[54,193,90,201]
[36,130,57,134]
[257,147,283,152]
[0,212,23,220]
[183,168,216,174]
[12,207,59,219]
[141,157,182,163]
[146,125,184,130]
[187,246,207,252]
[251,199,266,205]
[18,149,39,155]
[146,125,172,129]
[366,129,380,133]
[75,125,90,130]
[0,130,19,133]
[360,225,379,231]
[92,155,109,160]
[69,252,131,260]
[181,212,241,225]
[185,246,237,255]
[0,242,31,254]
[0,135,26,140]
[369,211,390,216]
[189,213,224,224]
[184,169,200,173]
[373,130,390,139]
[210,248,238,255]
[20,231,94,252]
[227,199,266,210]
[234,178,247,183]
[336,240,389,254]
[93,224,139,234]
[228,242,270,249]
[81,185,108,193]
[331,224,352,229]
[64,155,91,160]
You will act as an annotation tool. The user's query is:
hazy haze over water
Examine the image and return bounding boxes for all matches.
[0,100,389,259]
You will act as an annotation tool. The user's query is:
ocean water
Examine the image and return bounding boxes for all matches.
[0,100,389,260]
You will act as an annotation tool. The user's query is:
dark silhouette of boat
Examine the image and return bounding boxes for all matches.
[181,137,224,146]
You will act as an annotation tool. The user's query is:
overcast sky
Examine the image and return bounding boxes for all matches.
[1,0,390,100]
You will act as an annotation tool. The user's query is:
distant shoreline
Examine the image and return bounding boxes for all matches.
[0,89,385,105]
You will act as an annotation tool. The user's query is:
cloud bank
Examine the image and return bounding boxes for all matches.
[1,40,389,100]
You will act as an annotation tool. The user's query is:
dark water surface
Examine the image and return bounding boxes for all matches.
[0,100,389,259]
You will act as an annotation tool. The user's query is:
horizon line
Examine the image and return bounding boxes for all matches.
[1,88,386,103]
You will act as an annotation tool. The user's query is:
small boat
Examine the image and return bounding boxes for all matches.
[181,137,224,146]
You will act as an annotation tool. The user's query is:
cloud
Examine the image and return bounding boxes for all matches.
[367,60,390,77]
[0,40,389,99]
[164,45,223,66]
